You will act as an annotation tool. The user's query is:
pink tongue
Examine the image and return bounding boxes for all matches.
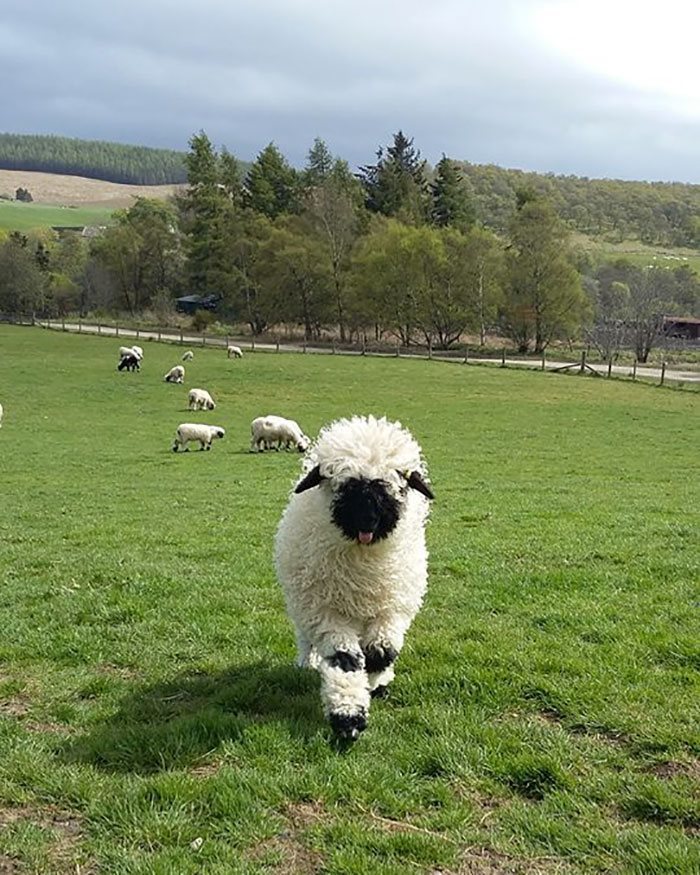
[358,531,374,544]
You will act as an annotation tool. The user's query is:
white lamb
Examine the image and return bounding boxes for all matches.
[227,345,243,359]
[164,365,185,384]
[182,350,194,361]
[172,423,225,452]
[118,345,143,360]
[274,415,434,740]
[188,388,216,411]
[250,415,310,453]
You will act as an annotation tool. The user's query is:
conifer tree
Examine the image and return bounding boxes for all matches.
[358,131,429,225]
[431,156,475,231]
[244,143,300,219]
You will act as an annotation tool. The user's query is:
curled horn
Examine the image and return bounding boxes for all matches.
[402,470,434,500]
[294,465,325,494]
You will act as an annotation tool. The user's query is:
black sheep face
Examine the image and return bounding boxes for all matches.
[331,477,401,545]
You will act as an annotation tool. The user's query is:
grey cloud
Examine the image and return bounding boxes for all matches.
[1,0,699,181]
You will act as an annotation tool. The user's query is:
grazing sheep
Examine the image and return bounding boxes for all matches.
[250,415,310,453]
[227,345,243,359]
[117,354,140,372]
[118,345,143,361]
[182,350,194,361]
[188,388,216,411]
[172,423,225,452]
[274,415,434,740]
[164,365,185,384]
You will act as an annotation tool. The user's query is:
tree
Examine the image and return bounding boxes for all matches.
[304,145,365,341]
[431,156,475,231]
[358,131,429,225]
[502,196,588,353]
[625,266,677,362]
[0,234,45,314]
[244,143,300,219]
[584,274,631,362]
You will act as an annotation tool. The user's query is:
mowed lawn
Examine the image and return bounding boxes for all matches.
[0,327,698,875]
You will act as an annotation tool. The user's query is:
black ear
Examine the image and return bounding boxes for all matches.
[405,470,434,500]
[294,465,325,494]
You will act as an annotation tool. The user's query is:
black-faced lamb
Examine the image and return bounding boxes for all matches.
[182,350,194,361]
[172,423,225,452]
[164,365,185,383]
[117,354,140,372]
[274,415,434,741]
[188,388,216,411]
[250,415,310,453]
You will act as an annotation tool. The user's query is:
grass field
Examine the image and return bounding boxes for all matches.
[0,327,698,874]
[0,201,116,233]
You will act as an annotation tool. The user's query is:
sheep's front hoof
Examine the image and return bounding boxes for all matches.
[329,650,363,672]
[370,684,390,700]
[329,709,367,741]
[364,642,397,673]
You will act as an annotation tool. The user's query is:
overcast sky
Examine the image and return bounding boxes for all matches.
[2,0,699,182]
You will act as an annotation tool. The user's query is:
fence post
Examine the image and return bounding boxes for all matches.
[332,340,336,355]
[541,351,546,371]
[180,329,183,345]
[579,349,586,374]
[362,337,367,356]
[158,329,161,342]
[396,342,401,358]
[136,327,140,340]
[303,339,307,354]
[115,323,119,337]
[632,360,637,381]
[660,361,666,386]
[98,323,101,336]
[276,337,280,353]
[251,337,255,352]
[501,347,506,367]
[463,347,469,364]
[607,359,612,378]
[78,318,82,333]
[428,339,433,360]
[202,332,206,347]
[62,317,66,332]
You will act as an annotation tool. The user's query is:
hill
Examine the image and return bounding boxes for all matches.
[0,169,183,207]
[0,132,188,185]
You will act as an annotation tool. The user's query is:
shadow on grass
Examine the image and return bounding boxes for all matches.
[59,662,324,774]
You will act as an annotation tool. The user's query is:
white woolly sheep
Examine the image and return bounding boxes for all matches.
[164,365,185,384]
[188,388,216,411]
[172,423,225,452]
[227,345,243,359]
[274,415,434,740]
[250,415,310,453]
[118,345,143,361]
[182,350,194,361]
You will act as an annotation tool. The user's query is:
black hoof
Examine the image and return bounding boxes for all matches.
[329,650,363,672]
[329,710,367,741]
[370,684,390,700]
[364,642,397,673]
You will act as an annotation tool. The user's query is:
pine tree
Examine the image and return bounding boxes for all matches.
[358,131,429,224]
[304,137,334,187]
[431,156,475,231]
[244,143,300,219]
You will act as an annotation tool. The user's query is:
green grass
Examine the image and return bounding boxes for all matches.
[573,233,700,275]
[0,201,115,232]
[1,327,699,874]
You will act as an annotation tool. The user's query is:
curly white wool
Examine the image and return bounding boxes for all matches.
[172,422,225,452]
[274,415,432,736]
[188,388,216,411]
[164,365,185,383]
[251,415,310,452]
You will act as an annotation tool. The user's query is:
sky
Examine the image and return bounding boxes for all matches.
[2,0,699,182]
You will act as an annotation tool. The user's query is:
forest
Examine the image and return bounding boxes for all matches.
[0,131,698,362]
[0,133,188,185]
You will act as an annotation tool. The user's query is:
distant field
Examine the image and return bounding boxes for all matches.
[0,169,182,207]
[573,232,700,274]
[0,200,116,232]
[0,327,698,873]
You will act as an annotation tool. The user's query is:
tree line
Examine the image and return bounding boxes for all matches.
[0,133,189,185]
[0,131,698,362]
